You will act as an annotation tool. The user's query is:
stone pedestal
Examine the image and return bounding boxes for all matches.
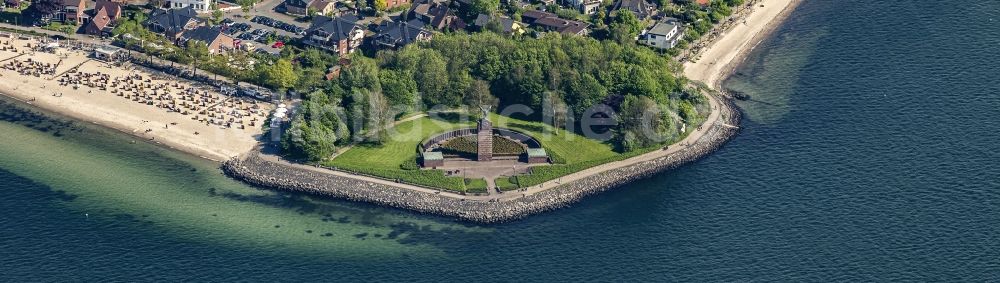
[477,117,492,161]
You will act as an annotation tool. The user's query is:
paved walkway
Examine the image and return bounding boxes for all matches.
[262,91,728,201]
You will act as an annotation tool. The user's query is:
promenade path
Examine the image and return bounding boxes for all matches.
[259,91,727,202]
[258,0,805,201]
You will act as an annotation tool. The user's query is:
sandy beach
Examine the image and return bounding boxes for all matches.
[0,36,270,161]
[685,0,802,87]
[0,0,798,199]
[225,0,803,208]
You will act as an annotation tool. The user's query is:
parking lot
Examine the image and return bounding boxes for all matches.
[220,1,311,54]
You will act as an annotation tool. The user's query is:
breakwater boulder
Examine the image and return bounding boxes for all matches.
[222,97,742,223]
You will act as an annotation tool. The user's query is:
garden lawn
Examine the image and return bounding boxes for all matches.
[326,116,472,170]
[488,114,617,164]
[325,113,634,191]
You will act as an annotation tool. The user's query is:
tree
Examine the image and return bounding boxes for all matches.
[364,90,392,144]
[264,59,298,91]
[373,0,388,12]
[23,0,62,24]
[340,56,380,92]
[238,0,255,14]
[542,91,569,130]
[414,51,449,106]
[282,115,339,161]
[184,40,210,77]
[616,95,667,151]
[463,79,497,111]
[211,8,224,25]
[379,69,418,110]
[609,10,643,43]
[471,0,499,16]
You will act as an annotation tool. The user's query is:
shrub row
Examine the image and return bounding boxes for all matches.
[326,163,467,192]
[440,136,527,157]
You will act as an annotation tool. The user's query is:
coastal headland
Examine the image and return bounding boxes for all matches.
[223,0,803,222]
[0,0,801,222]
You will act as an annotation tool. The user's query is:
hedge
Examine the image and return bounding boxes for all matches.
[327,163,467,192]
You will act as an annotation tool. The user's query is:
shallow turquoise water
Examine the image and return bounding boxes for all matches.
[2,0,1000,281]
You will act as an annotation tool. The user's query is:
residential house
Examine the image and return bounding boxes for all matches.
[304,14,365,55]
[57,0,88,25]
[169,0,212,12]
[639,18,683,49]
[308,0,336,16]
[563,0,600,15]
[372,19,432,50]
[409,0,464,31]
[472,14,525,36]
[283,0,312,16]
[179,26,234,53]
[145,6,204,41]
[94,0,122,19]
[610,0,656,20]
[519,10,552,24]
[85,0,122,36]
[384,0,411,10]
[520,10,589,36]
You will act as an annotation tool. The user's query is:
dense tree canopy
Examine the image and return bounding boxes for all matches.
[609,10,643,43]
[285,32,705,160]
[23,0,62,23]
[470,0,500,16]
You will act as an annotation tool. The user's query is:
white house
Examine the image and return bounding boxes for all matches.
[170,0,213,12]
[640,20,684,49]
[563,0,601,15]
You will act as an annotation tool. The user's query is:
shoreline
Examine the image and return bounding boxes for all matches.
[0,36,269,162]
[0,92,229,162]
[684,0,803,88]
[223,95,740,223]
[220,0,801,222]
[1,0,800,222]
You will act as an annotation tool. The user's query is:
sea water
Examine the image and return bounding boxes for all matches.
[2,0,999,281]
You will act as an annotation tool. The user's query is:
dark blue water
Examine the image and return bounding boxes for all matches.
[2,0,1000,281]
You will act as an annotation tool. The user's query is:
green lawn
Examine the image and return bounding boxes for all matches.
[495,177,520,191]
[323,116,474,192]
[465,178,488,193]
[327,116,473,169]
[325,112,635,191]
[489,113,617,164]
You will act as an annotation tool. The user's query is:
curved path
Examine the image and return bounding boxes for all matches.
[247,0,804,202]
[257,90,727,201]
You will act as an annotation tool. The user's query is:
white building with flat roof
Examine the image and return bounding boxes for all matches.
[640,19,684,49]
[170,0,213,12]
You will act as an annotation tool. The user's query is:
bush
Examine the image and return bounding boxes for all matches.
[399,156,420,170]
[328,163,467,192]
[546,147,567,164]
[492,137,526,155]
[440,136,527,158]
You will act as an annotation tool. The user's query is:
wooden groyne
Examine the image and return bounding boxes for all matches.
[222,95,742,223]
